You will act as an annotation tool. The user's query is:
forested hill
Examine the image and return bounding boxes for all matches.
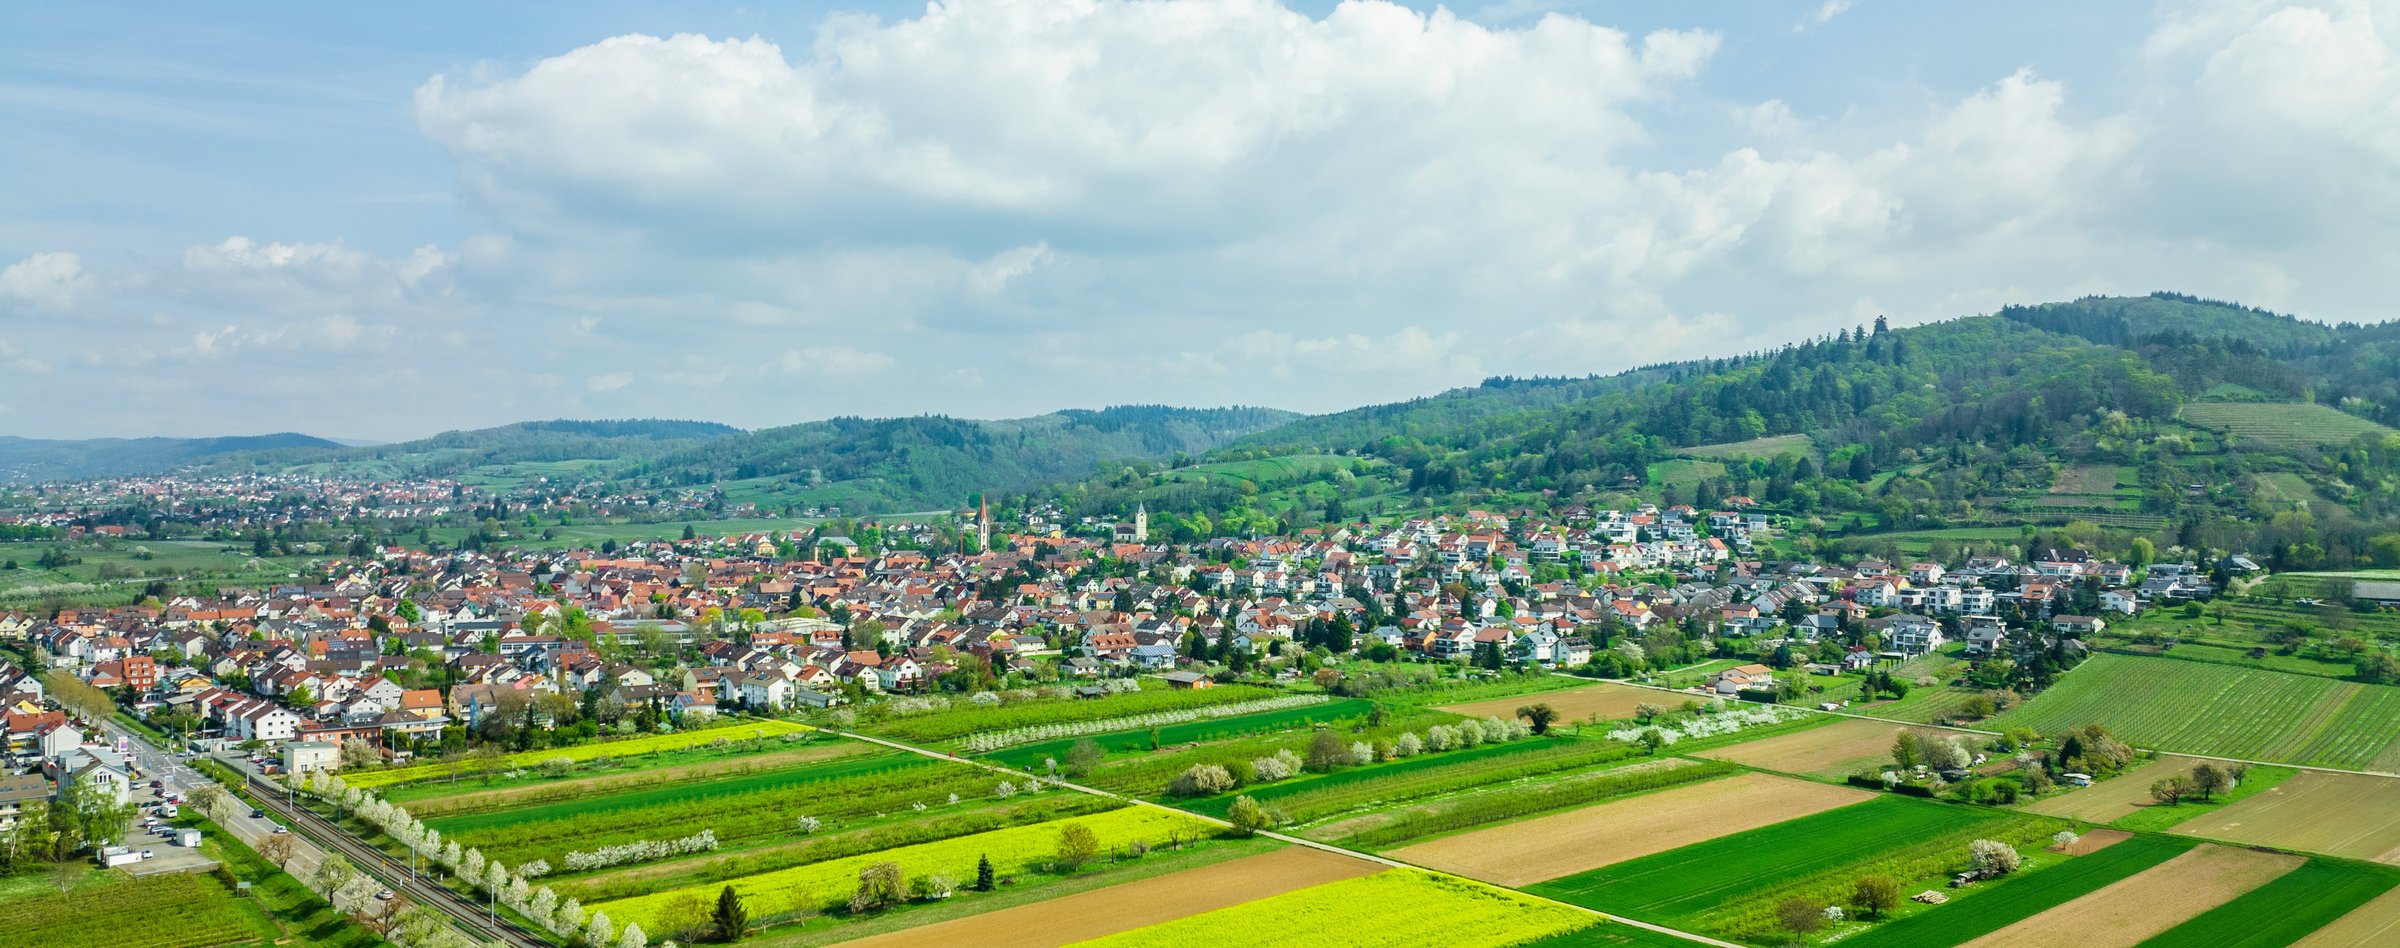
[191,419,746,479]
[0,432,342,482]
[1039,294,2400,572]
[625,406,1300,510]
[175,406,1302,513]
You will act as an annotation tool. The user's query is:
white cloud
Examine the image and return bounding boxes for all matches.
[1795,1,1853,32]
[1,252,93,311]
[967,242,1053,297]
[416,1,1717,244]
[15,1,2400,439]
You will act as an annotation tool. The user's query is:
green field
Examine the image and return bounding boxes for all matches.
[981,699,1378,770]
[2107,763,2297,832]
[2138,857,2400,948]
[1180,737,1631,820]
[427,748,921,835]
[1836,835,2197,948]
[0,538,317,603]
[1068,869,1596,948]
[1646,459,1725,488]
[0,871,275,948]
[2180,402,2397,449]
[348,718,817,787]
[1679,434,1816,461]
[1528,795,1985,921]
[1993,654,2400,771]
[860,684,1283,746]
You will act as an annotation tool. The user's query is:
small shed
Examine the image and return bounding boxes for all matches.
[1160,671,1212,690]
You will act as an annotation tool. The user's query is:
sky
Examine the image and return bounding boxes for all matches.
[2,0,2395,441]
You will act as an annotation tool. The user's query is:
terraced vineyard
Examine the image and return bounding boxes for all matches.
[2180,401,2397,449]
[1993,654,2400,771]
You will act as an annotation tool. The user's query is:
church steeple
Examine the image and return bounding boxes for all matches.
[1134,502,1148,543]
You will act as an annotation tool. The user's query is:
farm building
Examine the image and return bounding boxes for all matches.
[2354,581,2400,605]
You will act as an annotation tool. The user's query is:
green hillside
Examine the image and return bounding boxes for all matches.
[190,407,1301,514]
[1035,294,2400,571]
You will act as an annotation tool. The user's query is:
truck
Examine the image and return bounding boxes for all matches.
[173,828,201,848]
[97,845,142,867]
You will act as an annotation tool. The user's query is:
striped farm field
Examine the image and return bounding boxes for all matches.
[1953,844,2302,948]
[1064,869,1597,948]
[981,699,1376,770]
[1531,794,2074,940]
[1692,717,1936,779]
[593,806,1211,934]
[345,719,815,788]
[2168,771,2400,864]
[1837,835,2197,948]
[839,846,1381,948]
[2138,857,2400,948]
[2298,882,2400,947]
[1438,681,1696,723]
[2180,402,2397,449]
[1992,654,2400,771]
[0,871,275,948]
[1382,770,1859,884]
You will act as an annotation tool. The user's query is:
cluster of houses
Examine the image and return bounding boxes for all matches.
[1,500,2257,788]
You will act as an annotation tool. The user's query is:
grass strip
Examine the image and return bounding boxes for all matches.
[1839,834,2196,948]
[2135,857,2400,948]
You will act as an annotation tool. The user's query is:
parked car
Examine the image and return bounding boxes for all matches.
[140,849,154,859]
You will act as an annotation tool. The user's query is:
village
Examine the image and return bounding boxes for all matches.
[5,493,2230,787]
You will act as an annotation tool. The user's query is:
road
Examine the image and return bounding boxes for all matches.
[99,719,545,948]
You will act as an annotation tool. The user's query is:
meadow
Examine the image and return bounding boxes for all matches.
[1065,870,1597,948]
[1678,433,1816,461]
[1992,653,2400,771]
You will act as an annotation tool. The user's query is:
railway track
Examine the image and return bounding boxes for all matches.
[243,771,550,948]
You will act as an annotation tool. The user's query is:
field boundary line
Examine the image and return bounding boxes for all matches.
[831,727,1744,948]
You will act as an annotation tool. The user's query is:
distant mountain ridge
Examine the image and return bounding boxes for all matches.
[0,407,1302,512]
[0,432,342,482]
